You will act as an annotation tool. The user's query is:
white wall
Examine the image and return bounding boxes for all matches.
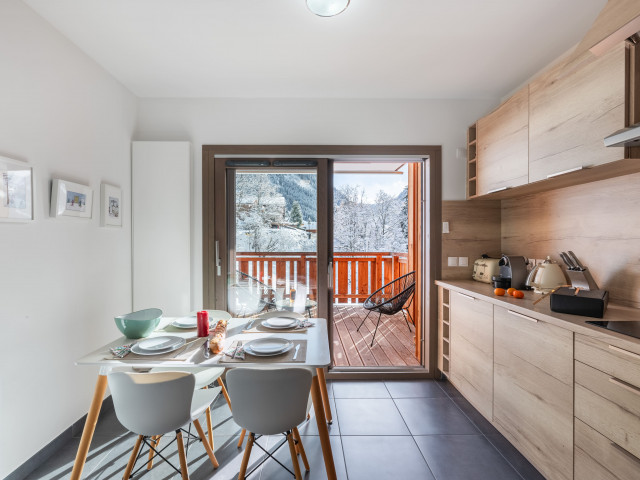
[135,97,496,308]
[0,1,137,476]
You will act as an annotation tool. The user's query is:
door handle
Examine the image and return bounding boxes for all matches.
[507,310,538,323]
[456,292,476,301]
[215,241,222,276]
[487,186,509,194]
[546,165,584,179]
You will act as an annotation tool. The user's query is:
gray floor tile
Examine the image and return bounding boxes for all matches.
[24,436,120,480]
[325,380,334,398]
[436,379,464,398]
[260,435,348,479]
[342,436,435,480]
[395,397,480,435]
[206,397,245,436]
[335,399,410,435]
[485,434,546,480]
[415,435,522,480]
[452,397,500,435]
[72,406,129,439]
[296,396,340,436]
[332,380,390,398]
[384,379,447,398]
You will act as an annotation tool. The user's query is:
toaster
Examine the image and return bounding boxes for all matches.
[472,256,501,283]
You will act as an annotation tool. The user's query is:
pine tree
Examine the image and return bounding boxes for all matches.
[290,201,303,227]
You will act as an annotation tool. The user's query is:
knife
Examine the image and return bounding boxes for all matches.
[292,343,301,360]
[567,251,585,271]
[246,319,255,330]
[202,338,210,359]
[559,252,574,270]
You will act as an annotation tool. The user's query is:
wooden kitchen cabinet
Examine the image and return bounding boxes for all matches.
[476,86,529,196]
[449,291,493,420]
[493,305,574,480]
[437,287,451,377]
[528,42,626,183]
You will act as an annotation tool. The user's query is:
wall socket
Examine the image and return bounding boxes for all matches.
[448,257,458,267]
[458,257,469,267]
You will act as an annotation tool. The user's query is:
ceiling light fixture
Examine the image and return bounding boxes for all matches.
[306,0,350,17]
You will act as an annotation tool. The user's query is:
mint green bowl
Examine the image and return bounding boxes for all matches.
[114,308,163,339]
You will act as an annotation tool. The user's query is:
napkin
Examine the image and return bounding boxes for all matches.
[224,342,245,360]
[296,320,314,329]
[109,343,135,358]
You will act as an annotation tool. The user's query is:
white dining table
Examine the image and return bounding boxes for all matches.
[70,317,336,480]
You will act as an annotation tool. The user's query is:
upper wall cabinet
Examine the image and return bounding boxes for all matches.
[477,86,529,195]
[528,43,626,183]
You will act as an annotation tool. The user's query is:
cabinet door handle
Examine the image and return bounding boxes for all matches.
[507,310,538,323]
[608,344,640,361]
[546,165,584,179]
[609,377,640,397]
[610,442,640,465]
[456,292,476,301]
[487,186,509,194]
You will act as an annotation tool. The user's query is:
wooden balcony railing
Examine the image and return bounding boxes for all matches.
[235,251,409,303]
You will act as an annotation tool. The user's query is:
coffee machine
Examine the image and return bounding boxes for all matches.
[496,255,529,290]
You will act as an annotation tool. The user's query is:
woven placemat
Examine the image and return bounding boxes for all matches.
[103,337,208,361]
[220,340,307,364]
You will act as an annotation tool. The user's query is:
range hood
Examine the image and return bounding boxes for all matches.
[604,123,640,147]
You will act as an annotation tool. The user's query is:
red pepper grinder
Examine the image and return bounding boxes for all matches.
[197,310,209,337]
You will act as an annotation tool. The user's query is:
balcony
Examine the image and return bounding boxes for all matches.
[236,251,417,367]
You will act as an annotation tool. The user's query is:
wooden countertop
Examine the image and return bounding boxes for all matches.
[435,279,640,353]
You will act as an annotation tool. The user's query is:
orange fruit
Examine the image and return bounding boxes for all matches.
[494,288,506,296]
[507,288,516,296]
[513,290,525,299]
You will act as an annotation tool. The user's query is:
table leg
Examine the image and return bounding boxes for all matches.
[311,375,337,480]
[70,373,109,480]
[316,367,333,424]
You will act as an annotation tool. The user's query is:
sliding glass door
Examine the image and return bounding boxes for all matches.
[210,159,332,323]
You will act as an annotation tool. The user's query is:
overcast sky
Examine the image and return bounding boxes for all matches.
[333,164,408,203]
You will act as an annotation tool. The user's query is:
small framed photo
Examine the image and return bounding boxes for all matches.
[0,156,34,222]
[51,179,93,218]
[100,183,122,227]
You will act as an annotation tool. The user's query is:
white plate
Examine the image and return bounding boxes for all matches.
[172,316,198,328]
[135,336,185,352]
[244,342,294,357]
[262,317,299,329]
[244,337,293,354]
[132,337,186,356]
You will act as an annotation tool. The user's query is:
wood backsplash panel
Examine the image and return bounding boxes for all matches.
[502,173,640,308]
[442,200,501,280]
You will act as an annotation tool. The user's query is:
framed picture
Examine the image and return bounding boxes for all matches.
[51,179,93,218]
[100,183,122,227]
[0,156,34,222]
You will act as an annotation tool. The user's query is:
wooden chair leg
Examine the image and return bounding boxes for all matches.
[146,435,161,470]
[123,435,143,480]
[237,428,247,448]
[193,419,219,468]
[176,430,190,480]
[218,378,233,409]
[293,427,310,472]
[286,432,303,480]
[238,433,254,479]
[205,406,214,448]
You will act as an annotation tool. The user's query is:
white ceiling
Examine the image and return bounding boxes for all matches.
[24,0,607,99]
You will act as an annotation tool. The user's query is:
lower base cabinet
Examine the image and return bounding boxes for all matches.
[493,306,574,480]
[575,419,640,480]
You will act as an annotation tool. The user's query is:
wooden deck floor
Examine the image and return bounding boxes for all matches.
[331,304,419,367]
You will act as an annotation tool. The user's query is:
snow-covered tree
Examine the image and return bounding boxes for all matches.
[290,201,303,227]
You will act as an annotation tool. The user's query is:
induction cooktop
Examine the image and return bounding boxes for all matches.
[586,320,640,341]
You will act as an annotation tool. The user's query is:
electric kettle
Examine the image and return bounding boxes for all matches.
[525,257,567,293]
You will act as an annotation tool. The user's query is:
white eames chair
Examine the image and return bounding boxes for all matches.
[108,371,221,479]
[226,367,312,480]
